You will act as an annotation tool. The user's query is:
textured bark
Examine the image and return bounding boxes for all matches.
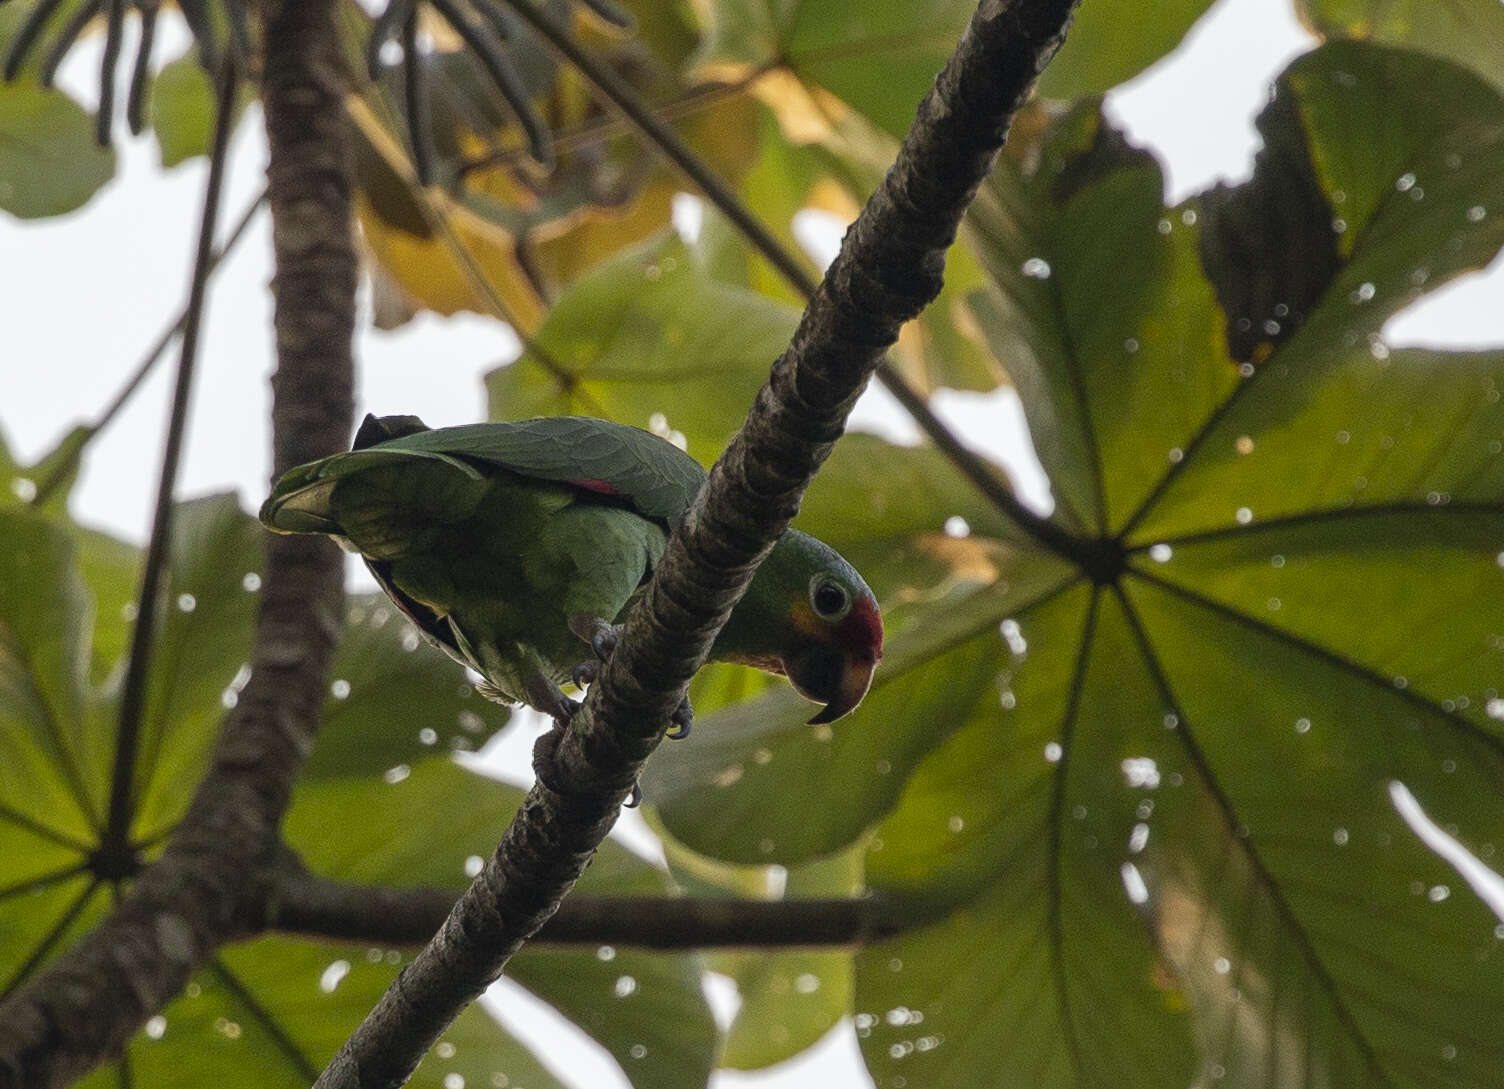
[273,869,904,949]
[315,2,1081,1087]
[0,2,355,1085]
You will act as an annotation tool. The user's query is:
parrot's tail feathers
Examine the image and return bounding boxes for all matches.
[473,677,513,705]
[259,477,342,534]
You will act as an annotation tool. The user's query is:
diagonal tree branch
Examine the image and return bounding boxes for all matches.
[270,866,906,949]
[0,0,357,1081]
[315,2,1080,1086]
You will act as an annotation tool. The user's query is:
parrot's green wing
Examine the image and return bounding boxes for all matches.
[260,415,707,535]
[259,416,706,709]
[360,417,708,523]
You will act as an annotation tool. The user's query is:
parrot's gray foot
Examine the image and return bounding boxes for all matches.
[567,614,691,741]
[524,672,580,727]
[571,660,599,689]
[569,615,621,662]
[667,699,693,740]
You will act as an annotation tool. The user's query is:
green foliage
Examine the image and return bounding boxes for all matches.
[662,836,861,1070]
[1036,0,1218,99]
[0,81,114,218]
[1296,0,1504,90]
[0,495,720,1089]
[8,3,1504,1087]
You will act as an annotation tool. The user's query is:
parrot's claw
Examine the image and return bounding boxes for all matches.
[569,615,690,740]
[666,699,693,740]
[593,628,620,661]
[569,615,621,662]
[525,673,580,727]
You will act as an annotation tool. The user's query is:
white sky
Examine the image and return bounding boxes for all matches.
[3,0,1503,1085]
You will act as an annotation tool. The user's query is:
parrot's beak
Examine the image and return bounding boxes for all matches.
[789,647,879,725]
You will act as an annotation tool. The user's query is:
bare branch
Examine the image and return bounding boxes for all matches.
[0,0,358,1079]
[314,3,1080,1086]
[272,867,903,949]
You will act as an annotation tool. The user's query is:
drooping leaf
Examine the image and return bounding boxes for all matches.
[151,52,251,168]
[350,4,762,330]
[0,81,114,218]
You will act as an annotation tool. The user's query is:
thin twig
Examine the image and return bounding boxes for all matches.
[498,0,1082,564]
[30,190,268,509]
[314,3,1080,1085]
[102,57,239,860]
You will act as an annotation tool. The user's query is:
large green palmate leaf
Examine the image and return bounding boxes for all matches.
[1296,0,1504,92]
[687,0,1216,139]
[0,495,693,1088]
[654,40,1504,1088]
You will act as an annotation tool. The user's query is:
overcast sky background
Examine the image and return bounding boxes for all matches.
[4,0,1504,1084]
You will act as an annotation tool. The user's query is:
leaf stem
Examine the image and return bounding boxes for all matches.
[102,59,238,860]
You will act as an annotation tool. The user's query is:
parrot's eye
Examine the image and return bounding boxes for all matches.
[810,576,852,621]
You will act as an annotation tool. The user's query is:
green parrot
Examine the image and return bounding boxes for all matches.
[259,414,884,733]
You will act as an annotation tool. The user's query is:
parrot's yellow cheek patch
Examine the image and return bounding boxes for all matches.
[788,600,825,641]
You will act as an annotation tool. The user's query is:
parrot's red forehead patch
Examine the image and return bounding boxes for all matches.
[847,596,884,659]
[569,478,621,496]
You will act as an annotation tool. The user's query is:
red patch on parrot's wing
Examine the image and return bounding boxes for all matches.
[569,478,621,496]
